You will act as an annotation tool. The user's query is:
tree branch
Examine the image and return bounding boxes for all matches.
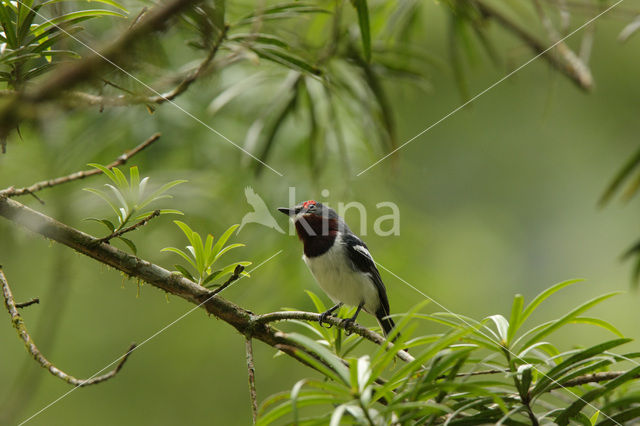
[256,311,414,363]
[144,24,229,105]
[27,0,205,102]
[552,371,640,389]
[53,23,229,109]
[209,264,245,296]
[1,266,136,387]
[473,0,593,91]
[0,133,160,199]
[97,210,161,244]
[245,338,258,424]
[15,297,39,309]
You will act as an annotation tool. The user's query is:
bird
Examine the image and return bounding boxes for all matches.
[238,186,284,234]
[278,200,397,338]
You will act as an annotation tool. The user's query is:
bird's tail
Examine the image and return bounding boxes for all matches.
[377,310,408,352]
[376,308,397,339]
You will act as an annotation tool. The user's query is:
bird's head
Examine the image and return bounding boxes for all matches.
[278,200,344,239]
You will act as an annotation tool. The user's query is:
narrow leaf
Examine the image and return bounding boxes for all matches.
[351,0,371,61]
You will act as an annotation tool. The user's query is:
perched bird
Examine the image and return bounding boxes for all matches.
[238,186,284,234]
[278,200,397,338]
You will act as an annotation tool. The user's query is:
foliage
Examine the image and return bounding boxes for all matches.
[83,163,185,253]
[259,282,640,425]
[0,0,126,88]
[1,0,640,424]
[599,144,640,287]
[161,221,251,287]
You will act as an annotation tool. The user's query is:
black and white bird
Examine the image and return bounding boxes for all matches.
[278,200,397,337]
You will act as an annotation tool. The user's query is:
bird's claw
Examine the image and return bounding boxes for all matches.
[340,318,355,335]
[318,312,333,329]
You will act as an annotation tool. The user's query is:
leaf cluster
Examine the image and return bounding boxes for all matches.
[259,281,640,425]
[162,221,251,287]
[0,0,126,87]
[83,163,185,253]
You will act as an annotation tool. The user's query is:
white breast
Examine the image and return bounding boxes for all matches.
[303,233,380,313]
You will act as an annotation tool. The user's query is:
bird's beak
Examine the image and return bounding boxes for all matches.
[277,207,294,216]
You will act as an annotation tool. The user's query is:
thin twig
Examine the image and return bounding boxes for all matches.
[541,0,640,20]
[28,0,205,102]
[15,297,39,309]
[435,368,508,380]
[474,0,593,90]
[1,266,136,387]
[5,19,229,110]
[554,371,639,388]
[97,210,161,244]
[245,338,258,424]
[256,310,414,363]
[209,265,245,296]
[0,133,160,199]
[144,24,229,105]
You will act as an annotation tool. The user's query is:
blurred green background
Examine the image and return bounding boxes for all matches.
[1,0,640,424]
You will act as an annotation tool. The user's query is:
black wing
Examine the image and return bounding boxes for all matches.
[342,233,390,316]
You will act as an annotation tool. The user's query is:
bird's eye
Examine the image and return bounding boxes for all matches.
[308,204,316,211]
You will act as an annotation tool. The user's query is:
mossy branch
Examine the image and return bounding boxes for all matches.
[0,133,160,199]
[1,267,136,387]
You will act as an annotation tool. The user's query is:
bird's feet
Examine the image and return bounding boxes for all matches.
[318,311,334,329]
[340,317,356,335]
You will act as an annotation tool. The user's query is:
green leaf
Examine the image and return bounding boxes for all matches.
[111,166,129,189]
[129,166,140,192]
[105,184,128,215]
[257,393,336,425]
[556,364,640,425]
[173,264,195,282]
[214,243,245,261]
[84,217,115,232]
[210,224,240,264]
[137,180,187,210]
[87,163,117,184]
[83,187,120,217]
[531,338,632,396]
[191,232,205,274]
[507,294,524,344]
[305,290,327,313]
[570,317,624,337]
[117,237,137,255]
[205,261,252,287]
[517,364,533,396]
[250,45,320,75]
[595,407,640,426]
[487,314,509,344]
[161,246,197,270]
[351,0,371,61]
[40,0,128,13]
[34,9,125,33]
[204,233,214,265]
[173,220,196,245]
[29,28,83,52]
[17,2,38,43]
[0,6,18,48]
[236,2,328,26]
[133,209,182,221]
[520,292,620,350]
[286,333,350,385]
[519,279,584,330]
[599,144,640,206]
[228,33,289,48]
